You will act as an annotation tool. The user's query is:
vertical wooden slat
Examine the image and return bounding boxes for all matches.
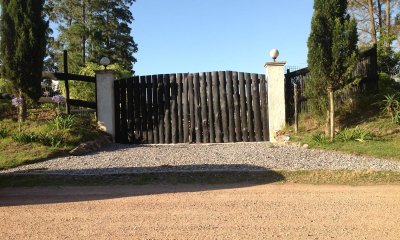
[226,71,235,142]
[294,83,299,134]
[164,74,171,144]
[177,73,183,143]
[245,73,255,141]
[114,80,121,143]
[152,75,159,143]
[127,77,134,143]
[188,74,195,143]
[170,74,178,144]
[120,79,128,143]
[63,50,70,114]
[259,74,269,141]
[212,71,222,143]
[183,74,189,143]
[232,72,241,142]
[252,73,262,141]
[140,76,148,143]
[157,74,165,144]
[146,75,153,143]
[133,76,141,143]
[193,73,202,143]
[239,72,248,142]
[219,71,229,143]
[207,72,215,143]
[200,72,209,143]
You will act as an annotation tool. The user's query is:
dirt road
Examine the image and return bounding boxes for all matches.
[1,184,400,239]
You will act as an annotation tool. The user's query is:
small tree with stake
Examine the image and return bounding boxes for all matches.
[307,0,358,141]
[0,0,47,122]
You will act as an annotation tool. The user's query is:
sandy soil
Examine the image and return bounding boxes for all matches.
[1,184,400,240]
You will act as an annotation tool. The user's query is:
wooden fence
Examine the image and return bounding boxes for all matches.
[42,71,97,110]
[284,45,378,122]
[114,71,269,144]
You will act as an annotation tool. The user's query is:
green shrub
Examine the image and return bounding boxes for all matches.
[12,132,40,144]
[337,127,372,142]
[49,114,76,130]
[378,73,400,96]
[40,133,63,148]
[0,127,8,138]
[311,133,330,145]
[394,111,400,124]
[380,94,400,123]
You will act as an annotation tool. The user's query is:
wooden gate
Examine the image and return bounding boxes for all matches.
[114,71,269,144]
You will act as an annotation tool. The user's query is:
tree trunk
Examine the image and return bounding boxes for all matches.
[368,0,377,45]
[18,89,27,122]
[329,88,335,142]
[386,0,391,46]
[82,0,86,65]
[377,0,383,29]
[325,109,330,136]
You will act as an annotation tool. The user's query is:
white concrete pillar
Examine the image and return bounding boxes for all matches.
[96,70,116,139]
[265,61,286,142]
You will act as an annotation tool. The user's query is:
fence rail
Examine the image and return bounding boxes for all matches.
[42,71,97,110]
[114,71,269,144]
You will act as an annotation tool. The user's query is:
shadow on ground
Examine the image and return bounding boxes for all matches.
[0,165,285,207]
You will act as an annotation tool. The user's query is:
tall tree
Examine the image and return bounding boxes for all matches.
[307,0,358,141]
[1,0,48,121]
[349,0,399,46]
[45,0,90,72]
[46,0,137,73]
[88,0,138,72]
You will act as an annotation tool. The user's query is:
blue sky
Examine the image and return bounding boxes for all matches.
[131,0,314,75]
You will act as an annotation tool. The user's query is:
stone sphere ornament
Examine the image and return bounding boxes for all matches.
[100,57,111,69]
[269,49,279,62]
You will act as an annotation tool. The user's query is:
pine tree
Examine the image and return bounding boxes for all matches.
[1,0,48,121]
[307,0,358,140]
[46,0,138,73]
[89,0,138,72]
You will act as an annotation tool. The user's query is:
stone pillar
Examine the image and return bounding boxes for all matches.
[95,70,116,139]
[265,61,286,142]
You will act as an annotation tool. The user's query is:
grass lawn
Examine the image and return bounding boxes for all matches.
[290,114,400,161]
[0,138,63,169]
[0,108,101,170]
[0,170,399,188]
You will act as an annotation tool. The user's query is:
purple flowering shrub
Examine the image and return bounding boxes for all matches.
[11,97,23,107]
[52,94,66,103]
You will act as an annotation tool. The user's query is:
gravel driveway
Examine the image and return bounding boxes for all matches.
[2,142,400,175]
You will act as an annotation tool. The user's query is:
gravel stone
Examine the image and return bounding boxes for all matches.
[1,142,400,175]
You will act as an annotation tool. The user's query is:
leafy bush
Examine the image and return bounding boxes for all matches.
[0,127,8,138]
[40,133,63,148]
[336,127,372,142]
[311,133,330,145]
[12,132,40,144]
[394,111,400,124]
[378,73,400,96]
[380,94,400,123]
[49,114,76,130]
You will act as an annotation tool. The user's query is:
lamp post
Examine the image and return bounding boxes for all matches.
[100,57,111,70]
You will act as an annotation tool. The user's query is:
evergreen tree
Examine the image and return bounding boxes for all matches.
[46,0,137,73]
[307,0,358,140]
[1,0,48,121]
[89,0,138,72]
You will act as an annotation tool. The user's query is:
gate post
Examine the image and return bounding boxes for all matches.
[95,70,116,140]
[265,59,286,143]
